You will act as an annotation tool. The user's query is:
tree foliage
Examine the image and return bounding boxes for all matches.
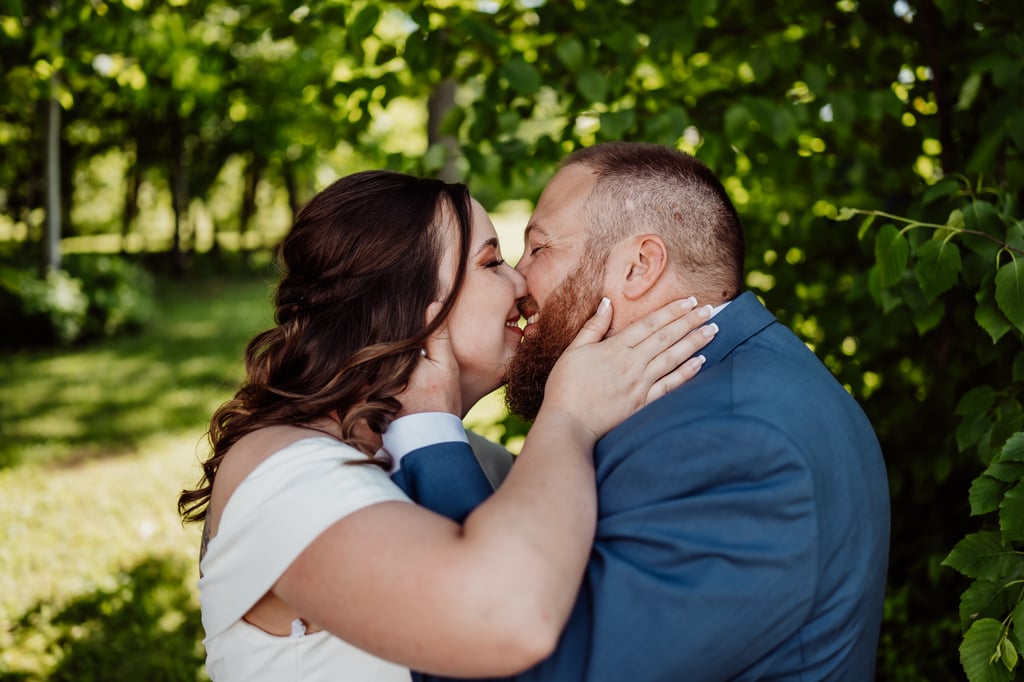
[2,0,1023,678]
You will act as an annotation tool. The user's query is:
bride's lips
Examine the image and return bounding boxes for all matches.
[505,313,524,339]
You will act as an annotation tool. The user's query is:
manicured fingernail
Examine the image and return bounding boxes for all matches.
[597,297,611,315]
[703,323,719,338]
[698,304,714,318]
[692,354,706,366]
[678,296,698,310]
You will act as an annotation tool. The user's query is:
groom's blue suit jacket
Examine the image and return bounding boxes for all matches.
[393,292,890,681]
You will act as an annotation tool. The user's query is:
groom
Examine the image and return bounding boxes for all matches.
[389,142,890,680]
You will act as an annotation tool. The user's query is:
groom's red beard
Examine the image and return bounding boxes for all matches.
[503,254,607,420]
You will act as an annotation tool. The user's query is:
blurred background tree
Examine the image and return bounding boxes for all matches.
[2,0,1022,678]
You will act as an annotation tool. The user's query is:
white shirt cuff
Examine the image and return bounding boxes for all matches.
[383,412,468,471]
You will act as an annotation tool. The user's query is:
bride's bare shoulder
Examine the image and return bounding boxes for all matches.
[206,425,333,538]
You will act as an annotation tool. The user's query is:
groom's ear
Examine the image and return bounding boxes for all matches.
[615,234,669,301]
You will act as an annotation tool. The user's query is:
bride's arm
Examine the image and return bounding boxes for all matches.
[272,298,714,677]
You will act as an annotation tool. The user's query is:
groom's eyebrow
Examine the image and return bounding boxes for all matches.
[524,222,548,241]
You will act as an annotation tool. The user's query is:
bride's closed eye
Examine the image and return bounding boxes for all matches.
[485,258,505,269]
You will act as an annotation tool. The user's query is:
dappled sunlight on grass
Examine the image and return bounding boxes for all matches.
[0,433,206,623]
[0,276,272,469]
[0,432,209,679]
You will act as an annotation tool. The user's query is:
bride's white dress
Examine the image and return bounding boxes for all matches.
[198,437,412,682]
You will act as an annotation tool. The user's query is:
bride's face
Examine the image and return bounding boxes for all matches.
[443,199,527,410]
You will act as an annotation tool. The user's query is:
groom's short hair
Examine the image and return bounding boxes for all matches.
[563,142,745,301]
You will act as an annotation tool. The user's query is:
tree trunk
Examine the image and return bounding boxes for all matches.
[283,162,301,224]
[427,78,459,183]
[239,154,263,265]
[169,115,188,273]
[43,81,62,274]
[121,146,140,254]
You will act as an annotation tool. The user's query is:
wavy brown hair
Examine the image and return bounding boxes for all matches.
[178,171,472,523]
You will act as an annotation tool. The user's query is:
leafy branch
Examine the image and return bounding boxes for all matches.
[847,187,1024,682]
[839,207,1024,257]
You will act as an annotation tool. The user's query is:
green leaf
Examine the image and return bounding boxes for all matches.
[1008,220,1024,253]
[349,4,380,41]
[957,72,983,111]
[970,475,1009,516]
[836,207,858,222]
[943,531,1024,580]
[922,178,961,206]
[963,201,1003,236]
[724,104,752,142]
[916,239,962,301]
[976,294,1013,343]
[646,106,689,143]
[997,433,1024,463]
[502,57,541,96]
[497,110,521,134]
[957,386,998,417]
[960,579,1017,630]
[959,411,993,453]
[1002,638,1019,673]
[969,128,1009,176]
[599,109,635,140]
[1012,599,1024,641]
[960,619,1013,682]
[555,37,585,72]
[995,260,1024,332]
[575,68,606,102]
[770,107,797,147]
[857,214,877,241]
[421,143,447,174]
[986,460,1024,484]
[933,0,961,22]
[999,482,1024,543]
[875,224,909,287]
[829,93,856,130]
[913,297,944,335]
[461,17,501,48]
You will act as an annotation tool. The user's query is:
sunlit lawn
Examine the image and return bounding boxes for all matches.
[0,272,275,680]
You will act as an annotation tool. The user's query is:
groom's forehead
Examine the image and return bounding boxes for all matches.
[523,216,586,244]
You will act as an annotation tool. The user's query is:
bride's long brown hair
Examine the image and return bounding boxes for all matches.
[178,171,472,523]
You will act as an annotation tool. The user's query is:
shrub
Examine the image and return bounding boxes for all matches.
[0,255,155,350]
[64,254,156,339]
[0,266,89,347]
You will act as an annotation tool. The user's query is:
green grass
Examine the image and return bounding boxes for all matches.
[0,275,276,469]
[0,273,275,681]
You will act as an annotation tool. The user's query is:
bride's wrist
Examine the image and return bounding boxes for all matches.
[533,404,600,450]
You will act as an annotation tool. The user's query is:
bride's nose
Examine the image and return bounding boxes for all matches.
[506,264,527,299]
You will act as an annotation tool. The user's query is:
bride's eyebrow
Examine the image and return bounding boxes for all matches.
[473,237,500,257]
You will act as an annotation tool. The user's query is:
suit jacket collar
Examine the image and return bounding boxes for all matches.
[700,291,776,368]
